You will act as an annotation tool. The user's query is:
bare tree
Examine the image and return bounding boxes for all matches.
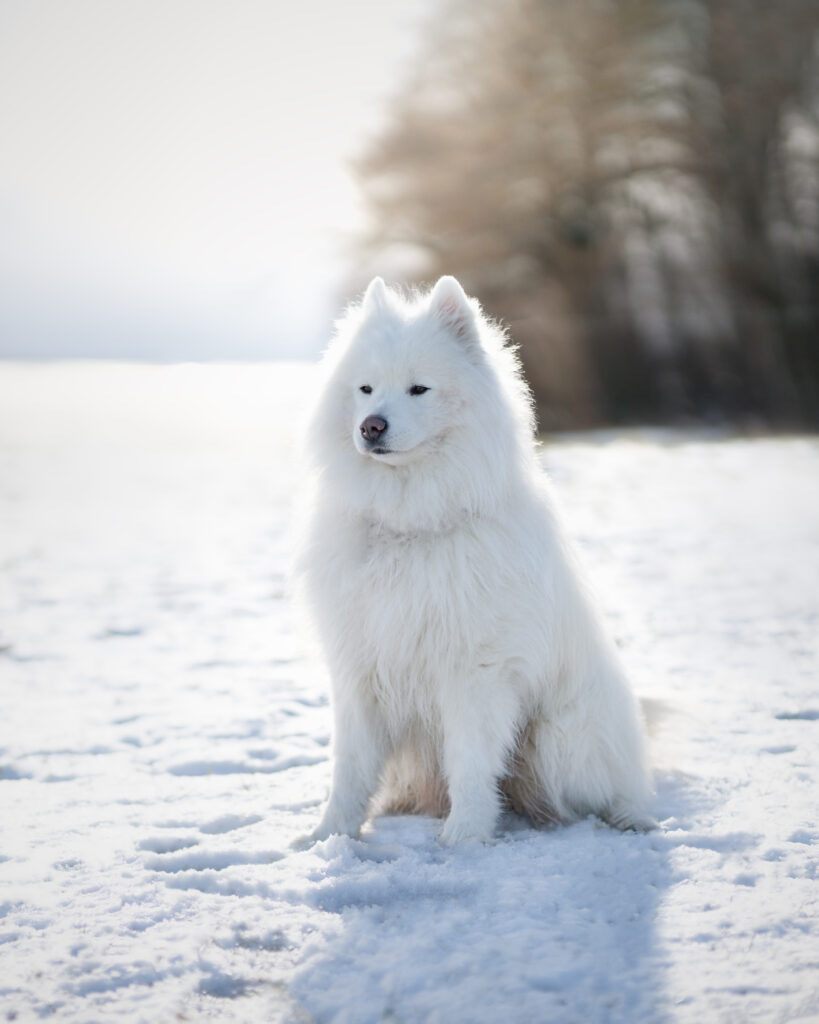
[353,0,819,428]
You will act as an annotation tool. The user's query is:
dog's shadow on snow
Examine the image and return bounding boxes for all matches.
[287,799,690,1021]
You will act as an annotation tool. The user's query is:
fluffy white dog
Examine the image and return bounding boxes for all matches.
[298,275,655,845]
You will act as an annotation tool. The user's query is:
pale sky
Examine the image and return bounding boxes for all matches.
[0,0,430,359]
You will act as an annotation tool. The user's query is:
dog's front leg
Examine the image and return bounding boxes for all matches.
[311,687,387,841]
[439,673,518,845]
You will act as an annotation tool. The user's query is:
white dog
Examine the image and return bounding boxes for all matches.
[298,276,655,845]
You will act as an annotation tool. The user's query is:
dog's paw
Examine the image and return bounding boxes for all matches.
[439,815,495,847]
[607,800,658,833]
[299,816,360,846]
[290,824,345,850]
[290,832,317,851]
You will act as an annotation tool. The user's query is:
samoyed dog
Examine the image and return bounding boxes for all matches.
[298,275,655,845]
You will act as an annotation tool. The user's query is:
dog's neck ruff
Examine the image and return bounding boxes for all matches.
[361,505,483,542]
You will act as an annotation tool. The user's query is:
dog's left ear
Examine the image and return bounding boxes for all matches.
[429,276,478,346]
[361,276,391,317]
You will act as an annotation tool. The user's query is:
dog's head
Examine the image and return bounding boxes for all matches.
[308,275,535,529]
[345,276,484,466]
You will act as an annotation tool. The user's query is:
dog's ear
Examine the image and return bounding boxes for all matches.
[429,276,478,346]
[361,276,390,317]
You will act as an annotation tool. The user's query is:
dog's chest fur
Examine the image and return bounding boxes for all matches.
[333,520,503,722]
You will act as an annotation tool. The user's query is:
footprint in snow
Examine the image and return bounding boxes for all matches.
[143,849,283,873]
[138,836,199,854]
[199,813,262,835]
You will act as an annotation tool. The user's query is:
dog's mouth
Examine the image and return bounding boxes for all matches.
[355,431,426,463]
[360,442,421,465]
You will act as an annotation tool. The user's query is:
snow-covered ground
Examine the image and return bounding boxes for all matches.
[1,361,817,1023]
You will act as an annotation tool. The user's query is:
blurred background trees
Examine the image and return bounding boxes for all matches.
[352,0,819,429]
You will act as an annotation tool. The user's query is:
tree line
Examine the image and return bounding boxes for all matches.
[352,0,819,429]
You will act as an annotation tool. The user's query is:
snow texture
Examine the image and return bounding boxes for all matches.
[1,362,817,1023]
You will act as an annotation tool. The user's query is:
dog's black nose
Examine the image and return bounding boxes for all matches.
[360,415,388,441]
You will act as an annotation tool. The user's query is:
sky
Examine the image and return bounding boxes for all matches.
[0,0,430,360]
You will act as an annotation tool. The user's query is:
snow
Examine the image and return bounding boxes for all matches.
[1,361,818,1023]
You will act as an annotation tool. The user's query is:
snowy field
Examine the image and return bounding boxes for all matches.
[1,361,818,1024]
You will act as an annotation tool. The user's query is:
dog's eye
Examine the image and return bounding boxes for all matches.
[359,385,372,394]
[408,385,429,396]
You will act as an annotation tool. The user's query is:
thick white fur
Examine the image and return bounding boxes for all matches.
[298,276,655,845]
